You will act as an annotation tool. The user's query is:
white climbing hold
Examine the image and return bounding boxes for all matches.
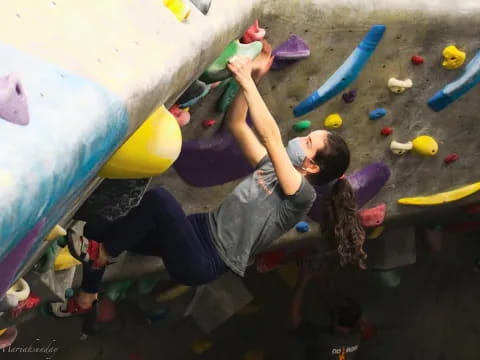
[388,78,413,94]
[390,141,413,155]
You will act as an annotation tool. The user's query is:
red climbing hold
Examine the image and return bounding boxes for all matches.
[202,119,216,128]
[411,55,424,65]
[444,153,459,164]
[358,203,386,227]
[241,20,266,44]
[255,249,288,273]
[381,127,393,136]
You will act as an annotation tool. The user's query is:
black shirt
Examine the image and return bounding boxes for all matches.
[292,322,361,360]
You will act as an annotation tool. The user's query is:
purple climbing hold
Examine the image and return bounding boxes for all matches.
[273,35,310,60]
[342,90,357,104]
[0,74,29,126]
[272,35,310,70]
[308,162,391,222]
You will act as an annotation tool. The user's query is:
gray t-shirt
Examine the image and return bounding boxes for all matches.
[207,155,317,276]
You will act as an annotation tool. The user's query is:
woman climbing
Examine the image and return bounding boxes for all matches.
[55,40,366,316]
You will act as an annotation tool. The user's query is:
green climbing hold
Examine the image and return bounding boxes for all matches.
[292,120,311,132]
[217,78,240,113]
[200,40,263,83]
[105,279,135,302]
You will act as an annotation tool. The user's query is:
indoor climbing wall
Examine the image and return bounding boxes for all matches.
[0,0,262,298]
[161,0,480,235]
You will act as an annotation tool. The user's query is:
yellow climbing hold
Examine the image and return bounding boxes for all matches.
[100,105,182,179]
[237,303,261,316]
[324,113,343,129]
[191,339,212,355]
[45,225,67,242]
[412,136,438,157]
[244,349,265,360]
[155,284,190,303]
[54,246,81,271]
[0,328,6,337]
[398,182,480,206]
[442,45,466,70]
[163,0,191,22]
[367,226,385,240]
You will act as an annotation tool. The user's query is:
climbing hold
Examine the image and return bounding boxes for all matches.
[45,225,66,242]
[190,0,211,15]
[0,73,29,126]
[398,182,480,206]
[241,20,266,44]
[292,120,311,132]
[380,127,393,136]
[7,278,30,302]
[169,104,190,127]
[388,78,413,94]
[359,317,378,340]
[54,246,81,271]
[369,108,387,120]
[442,45,466,70]
[146,307,169,324]
[163,0,191,21]
[444,153,459,164]
[411,55,424,65]
[390,141,412,155]
[0,327,18,350]
[100,105,181,179]
[294,25,386,116]
[342,90,357,104]
[191,339,212,355]
[0,329,6,337]
[9,293,41,319]
[202,119,216,128]
[201,40,263,83]
[367,226,385,240]
[156,284,191,303]
[272,35,310,60]
[412,136,438,156]
[373,269,402,289]
[177,80,210,108]
[323,113,343,129]
[428,49,480,112]
[105,279,134,302]
[64,288,75,299]
[359,204,386,227]
[295,221,310,233]
[217,78,240,113]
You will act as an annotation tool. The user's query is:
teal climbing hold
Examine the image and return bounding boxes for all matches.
[217,78,240,113]
[292,120,311,132]
[65,288,74,299]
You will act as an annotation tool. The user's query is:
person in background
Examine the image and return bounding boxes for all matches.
[290,263,362,360]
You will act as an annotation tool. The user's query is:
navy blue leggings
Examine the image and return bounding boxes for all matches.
[81,187,227,293]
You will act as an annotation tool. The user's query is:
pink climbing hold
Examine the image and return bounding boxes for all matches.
[381,127,393,136]
[0,73,29,126]
[358,203,386,227]
[202,119,216,128]
[411,55,424,65]
[169,104,190,127]
[241,20,266,44]
[444,153,459,164]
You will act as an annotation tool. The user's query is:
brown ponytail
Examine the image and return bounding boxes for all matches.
[322,177,367,269]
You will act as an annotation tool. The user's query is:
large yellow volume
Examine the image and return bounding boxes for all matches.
[398,182,480,206]
[100,105,182,179]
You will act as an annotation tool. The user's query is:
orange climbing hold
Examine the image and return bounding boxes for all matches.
[358,204,386,227]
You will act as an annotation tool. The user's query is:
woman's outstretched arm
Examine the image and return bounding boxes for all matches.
[228,54,302,195]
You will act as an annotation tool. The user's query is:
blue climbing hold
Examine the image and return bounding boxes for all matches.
[369,108,387,120]
[296,221,310,233]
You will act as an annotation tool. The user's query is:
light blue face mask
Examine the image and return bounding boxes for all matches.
[286,137,307,168]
